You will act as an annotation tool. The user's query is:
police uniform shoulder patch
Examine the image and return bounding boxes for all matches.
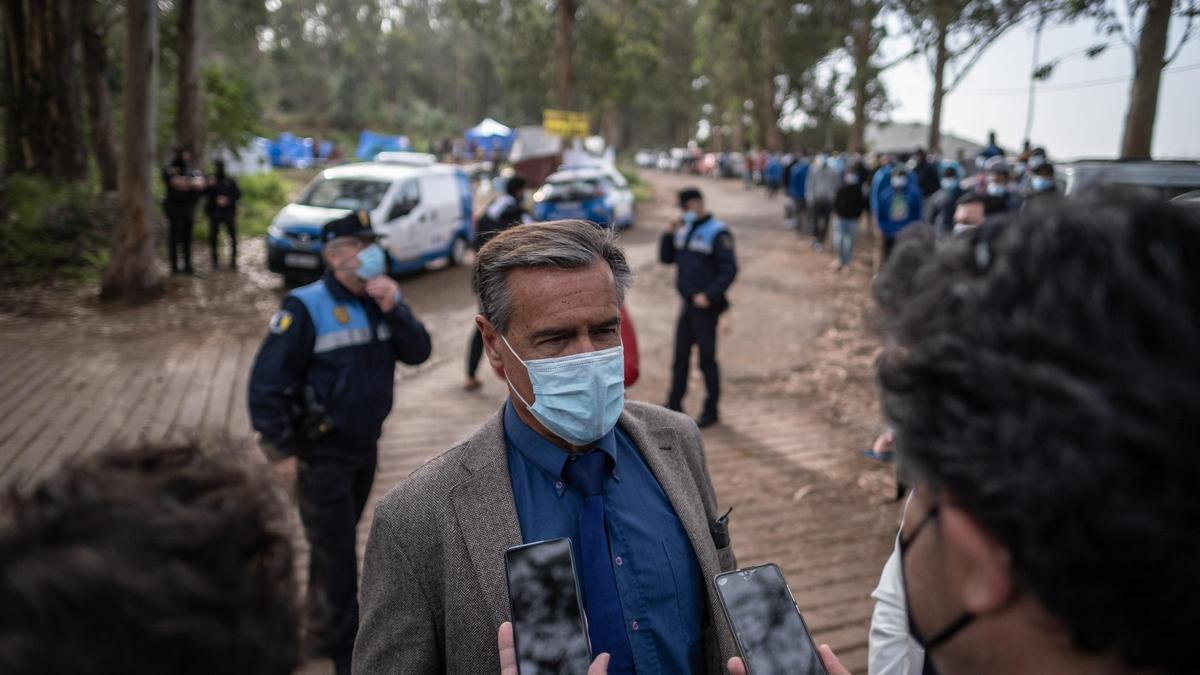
[333,305,350,325]
[269,310,293,335]
[717,232,734,251]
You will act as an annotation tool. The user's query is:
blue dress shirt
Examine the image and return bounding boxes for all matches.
[504,401,706,674]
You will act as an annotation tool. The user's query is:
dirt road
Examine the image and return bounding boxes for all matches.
[0,169,901,673]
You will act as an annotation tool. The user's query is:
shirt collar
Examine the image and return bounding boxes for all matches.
[504,400,619,482]
[322,269,359,302]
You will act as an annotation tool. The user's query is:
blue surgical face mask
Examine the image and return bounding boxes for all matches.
[682,211,698,225]
[355,243,386,279]
[502,336,625,446]
[941,177,959,191]
[1031,176,1053,192]
[892,177,908,189]
[986,182,1008,197]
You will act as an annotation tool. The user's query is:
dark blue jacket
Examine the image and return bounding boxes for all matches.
[248,271,431,457]
[659,214,738,309]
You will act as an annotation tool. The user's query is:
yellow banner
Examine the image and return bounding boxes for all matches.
[543,109,590,138]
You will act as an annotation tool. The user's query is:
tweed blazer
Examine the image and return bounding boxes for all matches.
[352,400,738,674]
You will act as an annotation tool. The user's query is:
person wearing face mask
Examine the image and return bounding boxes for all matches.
[248,210,431,675]
[832,163,867,270]
[1021,161,1059,212]
[354,220,738,675]
[925,167,965,235]
[849,193,1200,675]
[204,158,241,269]
[805,153,841,250]
[949,193,988,236]
[661,187,738,427]
[877,169,924,260]
[981,164,1023,216]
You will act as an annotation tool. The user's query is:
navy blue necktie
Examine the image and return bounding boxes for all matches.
[563,451,635,673]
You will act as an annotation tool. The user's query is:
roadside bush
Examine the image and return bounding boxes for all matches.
[618,165,653,202]
[195,171,297,241]
[0,175,115,287]
[234,172,291,238]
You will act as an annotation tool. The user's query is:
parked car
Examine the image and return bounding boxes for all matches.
[1171,189,1200,213]
[266,159,473,283]
[634,149,658,168]
[533,167,635,229]
[1056,159,1200,201]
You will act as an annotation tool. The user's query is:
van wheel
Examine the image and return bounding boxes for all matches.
[449,235,469,267]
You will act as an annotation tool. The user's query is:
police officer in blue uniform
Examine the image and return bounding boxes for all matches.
[248,210,431,675]
[661,187,738,428]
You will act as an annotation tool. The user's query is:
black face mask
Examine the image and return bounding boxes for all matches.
[899,504,976,652]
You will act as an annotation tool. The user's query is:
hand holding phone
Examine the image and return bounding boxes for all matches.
[715,563,828,675]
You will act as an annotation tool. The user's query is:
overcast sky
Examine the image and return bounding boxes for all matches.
[874,14,1200,159]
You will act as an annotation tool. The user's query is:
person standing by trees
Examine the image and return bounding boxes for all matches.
[205,159,241,270]
[162,146,205,276]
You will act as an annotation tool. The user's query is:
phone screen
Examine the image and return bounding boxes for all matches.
[715,563,827,675]
[505,538,592,675]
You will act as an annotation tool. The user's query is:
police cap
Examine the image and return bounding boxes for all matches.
[321,209,377,243]
[678,187,703,208]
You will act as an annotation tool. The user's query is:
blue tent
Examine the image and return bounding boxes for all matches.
[266,133,332,169]
[464,118,514,155]
[356,130,411,160]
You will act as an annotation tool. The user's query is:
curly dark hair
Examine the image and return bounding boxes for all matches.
[0,444,301,675]
[876,193,1200,673]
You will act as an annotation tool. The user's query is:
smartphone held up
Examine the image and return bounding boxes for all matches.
[715,563,828,675]
[505,538,593,675]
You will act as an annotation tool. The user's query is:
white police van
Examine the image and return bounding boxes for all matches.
[266,153,474,282]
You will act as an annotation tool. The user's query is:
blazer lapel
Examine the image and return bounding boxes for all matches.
[451,409,524,627]
[617,409,722,588]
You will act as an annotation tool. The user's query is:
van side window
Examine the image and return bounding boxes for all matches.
[389,179,422,220]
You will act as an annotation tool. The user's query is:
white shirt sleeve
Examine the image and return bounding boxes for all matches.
[868,496,927,675]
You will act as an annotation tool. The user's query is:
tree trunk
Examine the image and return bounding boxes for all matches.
[101,0,163,302]
[927,20,949,152]
[758,8,782,152]
[555,0,575,109]
[601,106,621,148]
[1120,0,1172,159]
[76,0,119,192]
[848,9,874,154]
[1,0,87,180]
[176,0,205,165]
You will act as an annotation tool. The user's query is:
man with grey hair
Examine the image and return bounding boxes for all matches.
[354,220,738,674]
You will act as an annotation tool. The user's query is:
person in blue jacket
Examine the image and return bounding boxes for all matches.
[869,154,894,223]
[876,168,924,260]
[787,152,810,231]
[248,210,431,675]
[661,187,738,428]
[765,153,784,198]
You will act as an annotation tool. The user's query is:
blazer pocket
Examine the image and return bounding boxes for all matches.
[716,543,736,572]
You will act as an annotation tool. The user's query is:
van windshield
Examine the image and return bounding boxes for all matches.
[541,179,603,202]
[299,177,391,211]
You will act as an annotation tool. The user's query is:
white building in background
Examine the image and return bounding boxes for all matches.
[865,121,984,160]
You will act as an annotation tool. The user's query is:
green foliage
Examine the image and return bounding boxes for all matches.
[233,172,295,238]
[204,64,263,153]
[0,175,115,286]
[617,165,653,203]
